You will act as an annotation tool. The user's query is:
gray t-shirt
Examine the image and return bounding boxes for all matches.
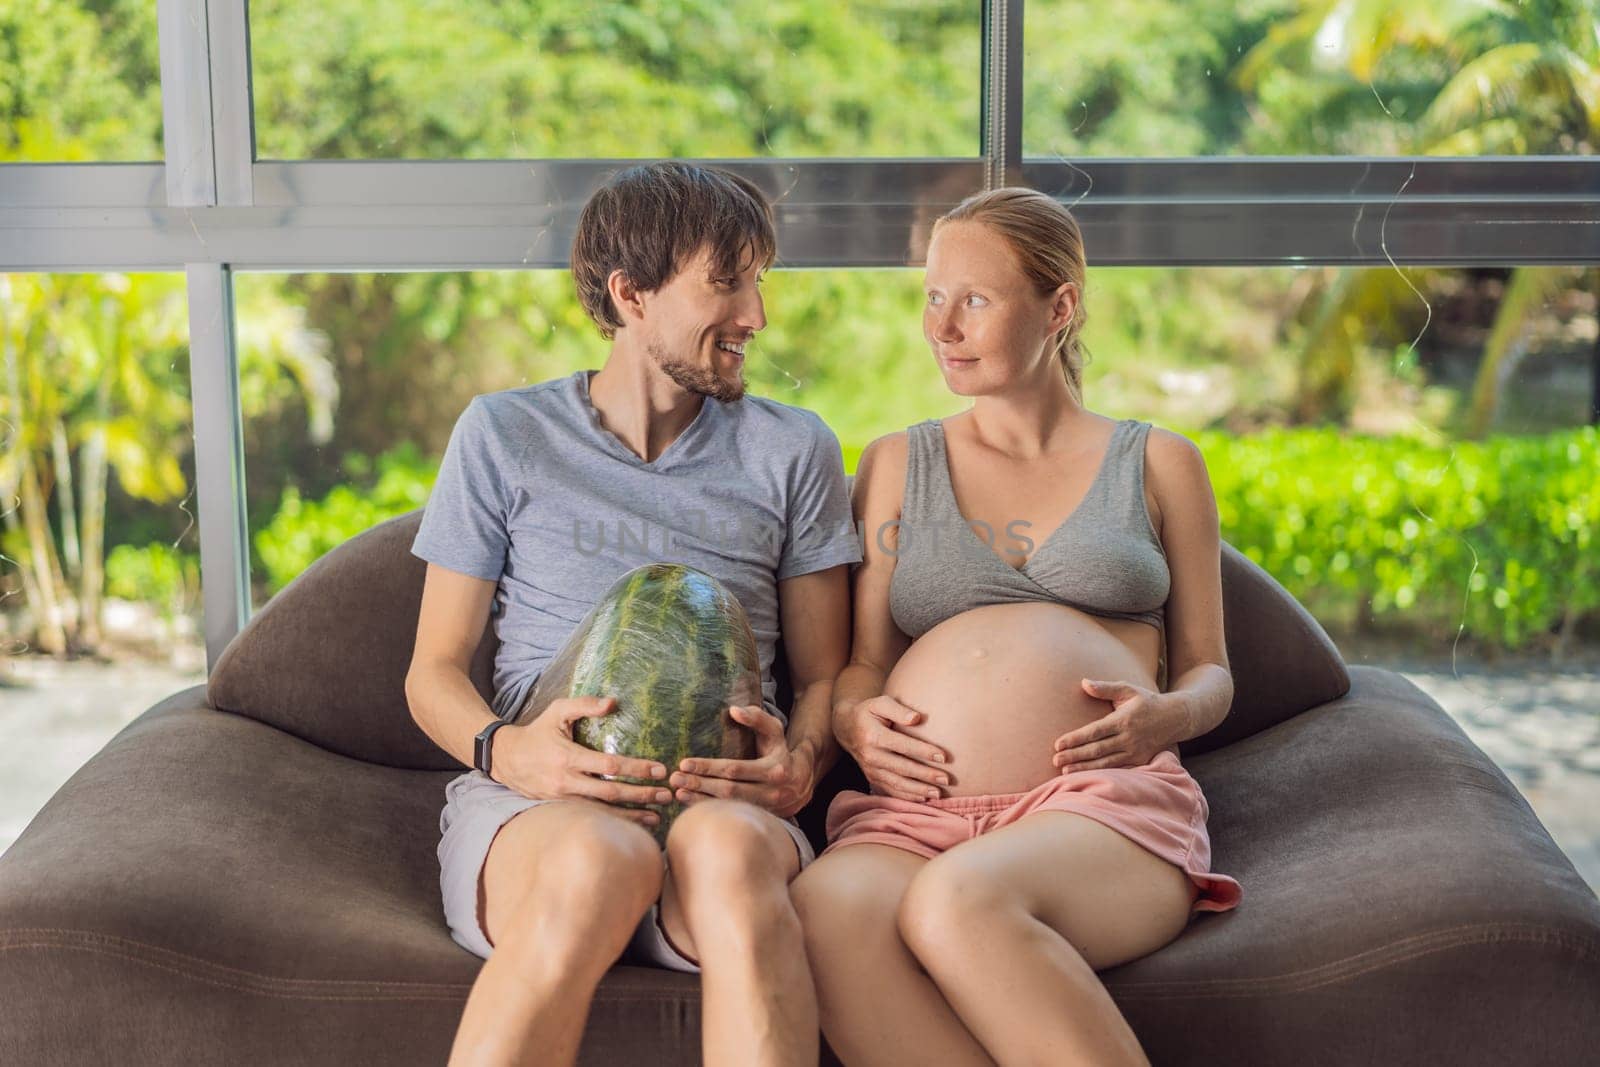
[411,369,862,727]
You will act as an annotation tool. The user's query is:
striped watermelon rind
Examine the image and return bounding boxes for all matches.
[511,563,762,845]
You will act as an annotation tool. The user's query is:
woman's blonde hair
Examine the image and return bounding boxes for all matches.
[933,188,1091,403]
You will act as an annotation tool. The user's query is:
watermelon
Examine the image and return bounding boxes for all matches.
[510,563,762,844]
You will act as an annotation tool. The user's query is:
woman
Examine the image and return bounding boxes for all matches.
[789,188,1243,1067]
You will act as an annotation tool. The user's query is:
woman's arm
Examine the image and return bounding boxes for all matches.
[831,434,949,799]
[1149,428,1234,742]
[1053,429,1234,772]
[832,433,910,713]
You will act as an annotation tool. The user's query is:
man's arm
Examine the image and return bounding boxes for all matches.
[405,563,502,768]
[406,397,515,765]
[408,563,672,826]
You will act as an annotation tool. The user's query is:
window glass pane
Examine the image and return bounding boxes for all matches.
[237,270,593,607]
[231,261,1598,893]
[1025,0,1599,157]
[234,267,956,609]
[248,1,980,160]
[1,272,197,855]
[0,1,163,162]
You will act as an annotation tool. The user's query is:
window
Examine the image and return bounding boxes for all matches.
[249,1,982,160]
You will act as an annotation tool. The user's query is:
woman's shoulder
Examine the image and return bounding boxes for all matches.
[1100,410,1198,460]
[858,428,911,476]
[1135,422,1214,528]
[1137,421,1207,470]
[852,430,911,509]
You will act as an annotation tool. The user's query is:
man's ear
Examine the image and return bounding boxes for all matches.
[606,269,647,327]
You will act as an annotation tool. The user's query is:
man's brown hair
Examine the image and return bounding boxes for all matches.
[571,162,778,339]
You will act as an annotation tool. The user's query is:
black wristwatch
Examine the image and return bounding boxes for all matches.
[474,719,509,779]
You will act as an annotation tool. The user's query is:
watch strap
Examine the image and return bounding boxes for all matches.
[474,719,509,778]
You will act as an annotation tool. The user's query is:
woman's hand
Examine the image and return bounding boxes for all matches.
[669,705,818,819]
[493,696,675,829]
[834,695,950,802]
[1052,678,1189,773]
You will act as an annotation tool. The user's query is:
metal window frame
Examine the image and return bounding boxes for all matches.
[2,0,1597,668]
[983,0,1023,189]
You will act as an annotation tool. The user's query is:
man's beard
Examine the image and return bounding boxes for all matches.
[650,341,746,403]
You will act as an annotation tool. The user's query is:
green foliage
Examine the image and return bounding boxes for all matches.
[105,542,198,620]
[1236,0,1599,155]
[1025,0,1298,156]
[247,0,978,159]
[1203,424,1600,651]
[18,0,1587,163]
[7,1,1599,662]
[750,270,968,438]
[254,443,435,593]
[0,0,163,159]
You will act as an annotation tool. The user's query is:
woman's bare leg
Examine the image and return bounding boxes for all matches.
[896,811,1198,1067]
[448,800,664,1067]
[657,799,814,1067]
[790,843,996,1067]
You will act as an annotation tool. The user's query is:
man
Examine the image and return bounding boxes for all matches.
[404,161,860,1067]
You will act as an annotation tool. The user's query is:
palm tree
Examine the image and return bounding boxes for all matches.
[0,270,337,659]
[1,275,69,656]
[1237,0,1599,434]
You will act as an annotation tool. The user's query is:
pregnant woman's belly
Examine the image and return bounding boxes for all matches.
[884,602,1166,797]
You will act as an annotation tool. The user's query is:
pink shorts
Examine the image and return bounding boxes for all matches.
[822,749,1243,915]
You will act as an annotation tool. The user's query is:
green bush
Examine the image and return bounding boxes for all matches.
[254,443,435,594]
[1201,425,1598,652]
[105,542,199,620]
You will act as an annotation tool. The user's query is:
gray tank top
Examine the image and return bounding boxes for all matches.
[887,417,1171,689]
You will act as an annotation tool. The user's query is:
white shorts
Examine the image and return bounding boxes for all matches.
[437,770,817,972]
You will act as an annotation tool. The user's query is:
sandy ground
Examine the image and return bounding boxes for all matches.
[2,653,1596,896]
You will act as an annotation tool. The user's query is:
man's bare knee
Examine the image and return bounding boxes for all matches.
[482,802,663,952]
[665,799,789,889]
[663,801,800,956]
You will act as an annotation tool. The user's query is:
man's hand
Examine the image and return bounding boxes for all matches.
[834,694,950,802]
[1052,678,1189,772]
[669,705,818,819]
[493,696,675,829]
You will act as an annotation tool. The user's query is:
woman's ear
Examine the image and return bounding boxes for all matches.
[606,269,646,326]
[1048,281,1079,334]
